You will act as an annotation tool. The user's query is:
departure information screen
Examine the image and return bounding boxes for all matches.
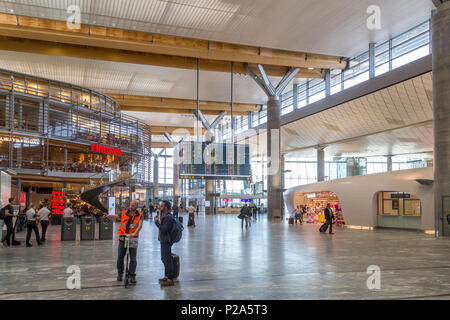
[178,142,251,180]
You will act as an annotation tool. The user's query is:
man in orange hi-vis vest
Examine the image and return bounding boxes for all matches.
[105,200,143,285]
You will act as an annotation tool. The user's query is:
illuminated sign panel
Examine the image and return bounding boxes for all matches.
[91,144,122,156]
[51,191,65,215]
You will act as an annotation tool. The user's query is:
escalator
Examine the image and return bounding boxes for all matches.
[80,174,137,213]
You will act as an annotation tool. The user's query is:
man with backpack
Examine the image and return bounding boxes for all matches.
[155,200,183,287]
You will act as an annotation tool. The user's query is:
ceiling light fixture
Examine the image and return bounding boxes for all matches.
[308,67,314,70]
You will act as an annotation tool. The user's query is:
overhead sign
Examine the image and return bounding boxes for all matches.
[391,193,411,199]
[91,144,122,156]
[51,191,65,215]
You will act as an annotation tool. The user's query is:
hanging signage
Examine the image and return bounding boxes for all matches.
[51,191,65,215]
[91,144,122,156]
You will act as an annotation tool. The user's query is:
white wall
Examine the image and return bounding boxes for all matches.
[283,167,434,230]
[0,171,11,207]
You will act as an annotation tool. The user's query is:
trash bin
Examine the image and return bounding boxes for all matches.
[80,216,95,240]
[61,217,76,241]
[98,216,113,240]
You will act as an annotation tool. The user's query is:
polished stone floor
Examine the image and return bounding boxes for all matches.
[1,214,450,300]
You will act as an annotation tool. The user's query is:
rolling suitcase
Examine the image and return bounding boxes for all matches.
[319,222,329,233]
[172,254,180,279]
[288,217,294,225]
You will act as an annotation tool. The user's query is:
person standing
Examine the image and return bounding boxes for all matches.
[172,203,179,219]
[37,202,51,242]
[196,203,199,216]
[1,198,18,247]
[154,200,176,287]
[63,203,74,218]
[25,204,42,247]
[187,203,195,227]
[106,200,143,285]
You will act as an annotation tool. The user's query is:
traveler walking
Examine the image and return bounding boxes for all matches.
[37,202,51,242]
[320,203,335,234]
[240,204,251,229]
[1,197,19,247]
[106,200,143,285]
[196,203,199,216]
[155,200,176,287]
[25,204,42,247]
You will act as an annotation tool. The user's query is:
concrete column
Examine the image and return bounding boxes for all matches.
[173,150,180,206]
[432,0,450,237]
[205,179,215,215]
[387,156,393,172]
[267,97,282,219]
[280,154,285,215]
[153,157,159,202]
[317,146,325,182]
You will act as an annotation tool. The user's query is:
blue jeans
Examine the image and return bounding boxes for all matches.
[161,242,174,279]
[117,240,137,276]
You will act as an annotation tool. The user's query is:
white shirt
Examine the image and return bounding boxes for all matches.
[187,206,195,214]
[63,207,73,218]
[38,207,51,221]
[26,208,37,221]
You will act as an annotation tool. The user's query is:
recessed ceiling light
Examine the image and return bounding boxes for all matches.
[10,9,14,13]
[308,67,314,70]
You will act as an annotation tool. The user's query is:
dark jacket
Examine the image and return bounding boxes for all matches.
[155,213,174,244]
[324,207,334,221]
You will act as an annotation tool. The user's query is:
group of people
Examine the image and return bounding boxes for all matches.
[0,197,51,247]
[239,204,260,228]
[290,203,337,234]
[145,202,199,227]
[105,200,181,287]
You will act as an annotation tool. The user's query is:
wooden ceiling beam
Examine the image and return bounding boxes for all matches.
[120,105,249,116]
[108,94,261,113]
[0,36,324,79]
[151,142,173,148]
[151,126,204,136]
[0,14,347,70]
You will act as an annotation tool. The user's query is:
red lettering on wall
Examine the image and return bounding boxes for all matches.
[51,191,65,215]
[90,144,122,156]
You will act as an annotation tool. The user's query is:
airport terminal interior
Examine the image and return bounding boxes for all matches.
[0,0,450,300]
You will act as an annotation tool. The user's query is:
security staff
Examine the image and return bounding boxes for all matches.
[106,200,143,285]
[25,204,42,247]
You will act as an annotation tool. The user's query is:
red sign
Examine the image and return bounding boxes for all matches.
[91,144,122,156]
[52,191,65,215]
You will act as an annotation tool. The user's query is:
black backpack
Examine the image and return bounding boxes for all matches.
[0,205,6,220]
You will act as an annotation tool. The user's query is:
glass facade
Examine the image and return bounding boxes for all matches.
[229,19,432,136]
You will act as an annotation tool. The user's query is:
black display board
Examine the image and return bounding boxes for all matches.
[178,142,251,180]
